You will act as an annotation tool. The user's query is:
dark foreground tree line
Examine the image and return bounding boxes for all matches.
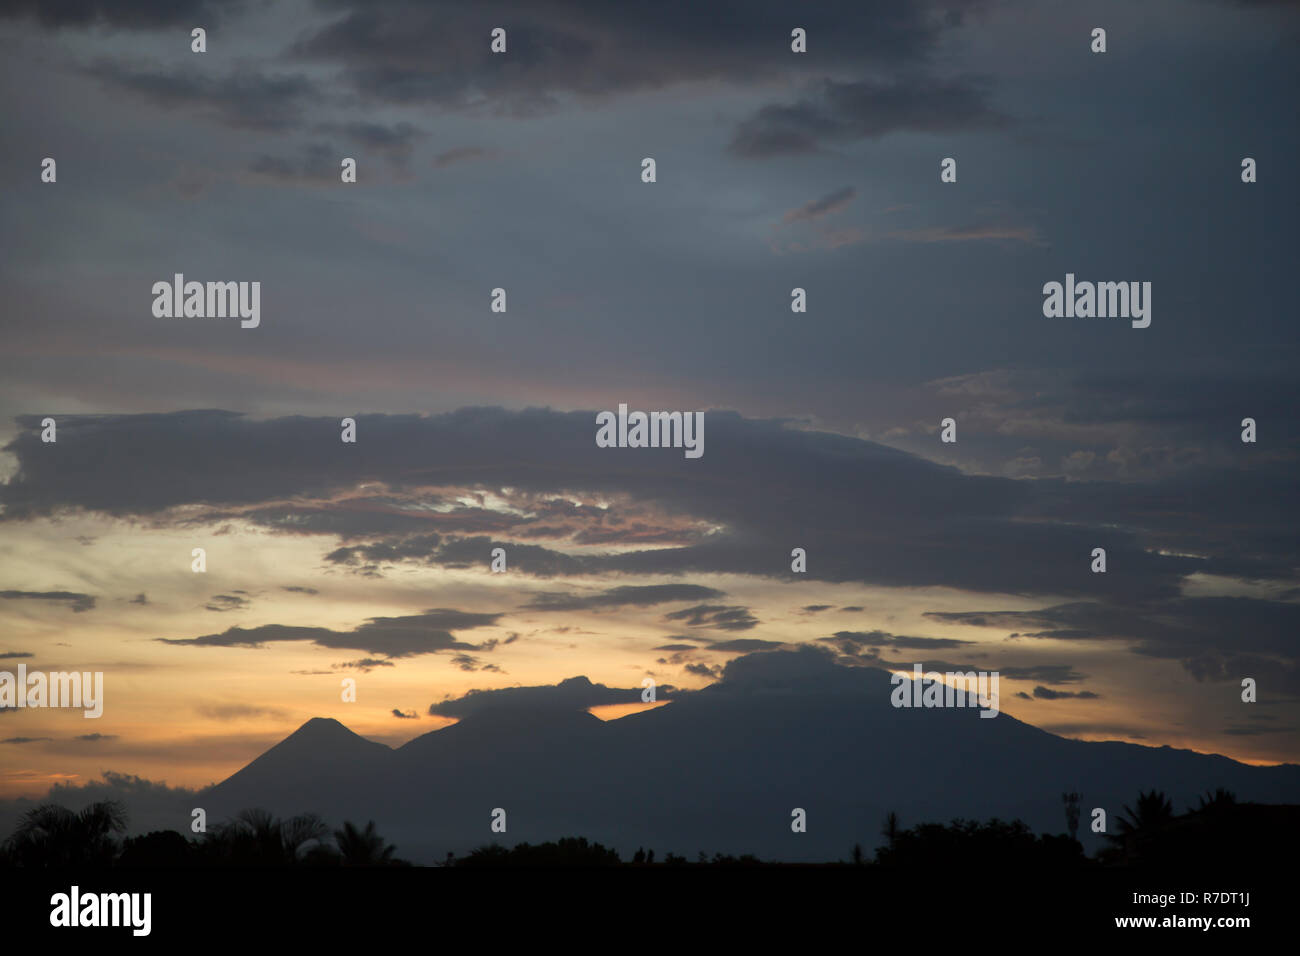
[1,789,1295,867]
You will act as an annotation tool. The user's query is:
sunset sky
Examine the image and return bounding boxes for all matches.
[0,0,1297,800]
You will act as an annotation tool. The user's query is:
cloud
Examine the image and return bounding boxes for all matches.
[1030,686,1101,701]
[994,664,1089,685]
[707,638,786,653]
[334,658,396,672]
[885,221,1044,245]
[683,662,722,679]
[3,406,1294,689]
[195,703,292,721]
[428,674,673,718]
[288,0,986,114]
[448,653,502,673]
[392,709,419,719]
[781,187,857,225]
[248,142,341,185]
[525,584,725,611]
[316,120,424,167]
[83,61,315,131]
[0,0,243,29]
[729,76,1011,158]
[130,593,149,605]
[1,737,52,745]
[282,586,319,595]
[663,604,759,632]
[432,146,500,169]
[205,594,251,613]
[821,630,975,653]
[0,652,34,660]
[0,590,95,613]
[73,733,119,742]
[928,598,1300,694]
[159,608,502,659]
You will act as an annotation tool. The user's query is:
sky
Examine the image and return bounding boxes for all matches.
[0,0,1297,800]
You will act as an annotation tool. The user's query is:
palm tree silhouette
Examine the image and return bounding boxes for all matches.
[5,800,127,867]
[206,808,329,865]
[1116,790,1174,837]
[333,820,396,865]
[1195,789,1236,814]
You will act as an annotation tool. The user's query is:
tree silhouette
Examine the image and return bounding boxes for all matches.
[1115,790,1174,838]
[881,811,900,851]
[203,808,329,865]
[1195,788,1236,814]
[1101,789,1176,864]
[876,817,1085,867]
[456,837,620,866]
[334,820,397,865]
[1061,792,1080,840]
[5,800,127,868]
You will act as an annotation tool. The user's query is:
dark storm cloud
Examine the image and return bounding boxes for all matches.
[781,187,856,224]
[449,653,502,673]
[325,533,443,565]
[663,604,759,632]
[728,75,1011,158]
[158,608,502,658]
[432,146,500,169]
[379,535,588,575]
[205,593,250,612]
[314,120,424,166]
[2,408,1293,691]
[929,598,1300,694]
[820,630,975,652]
[83,61,315,131]
[2,407,1286,604]
[334,658,395,671]
[684,662,722,679]
[428,674,673,718]
[707,638,785,652]
[248,143,340,183]
[0,590,95,613]
[0,0,243,29]
[291,0,987,111]
[995,664,1089,685]
[524,584,725,612]
[920,367,1300,489]
[1030,686,1100,701]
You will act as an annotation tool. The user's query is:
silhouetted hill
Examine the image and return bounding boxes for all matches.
[201,651,1300,863]
[211,717,392,819]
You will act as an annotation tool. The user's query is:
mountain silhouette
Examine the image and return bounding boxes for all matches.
[201,650,1300,863]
